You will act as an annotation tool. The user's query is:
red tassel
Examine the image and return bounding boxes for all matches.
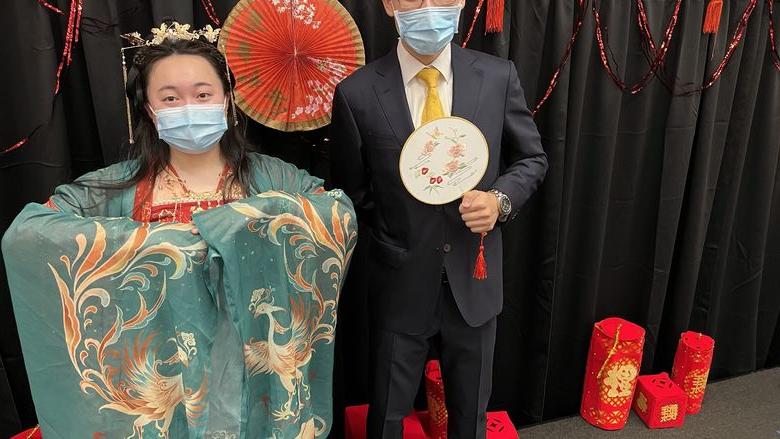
[486,0,504,34]
[703,0,723,34]
[473,232,488,280]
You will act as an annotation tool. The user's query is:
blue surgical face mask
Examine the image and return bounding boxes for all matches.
[150,102,228,154]
[395,6,462,56]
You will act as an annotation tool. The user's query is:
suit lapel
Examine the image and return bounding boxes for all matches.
[451,44,483,123]
[373,53,415,146]
[371,45,483,145]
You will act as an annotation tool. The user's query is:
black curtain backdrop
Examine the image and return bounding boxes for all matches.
[1,0,779,436]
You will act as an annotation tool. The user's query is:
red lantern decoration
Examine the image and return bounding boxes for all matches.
[633,372,688,428]
[424,360,447,439]
[671,331,715,414]
[580,317,646,430]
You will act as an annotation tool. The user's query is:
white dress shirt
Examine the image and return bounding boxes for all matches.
[396,41,453,128]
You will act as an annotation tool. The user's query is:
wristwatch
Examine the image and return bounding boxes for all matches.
[489,189,512,222]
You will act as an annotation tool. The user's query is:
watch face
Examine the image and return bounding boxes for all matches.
[502,199,512,215]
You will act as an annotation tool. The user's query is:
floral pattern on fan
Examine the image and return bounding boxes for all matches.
[270,0,321,28]
[290,57,349,120]
[400,117,489,205]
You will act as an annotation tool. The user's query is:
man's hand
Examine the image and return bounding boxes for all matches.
[459,190,499,233]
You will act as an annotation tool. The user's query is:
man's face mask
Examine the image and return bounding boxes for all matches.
[394,4,463,56]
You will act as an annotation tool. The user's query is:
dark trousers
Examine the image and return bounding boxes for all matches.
[367,275,497,438]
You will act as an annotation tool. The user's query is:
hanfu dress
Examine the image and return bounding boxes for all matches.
[2,152,357,439]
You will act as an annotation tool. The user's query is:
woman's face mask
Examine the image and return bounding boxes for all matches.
[149,101,228,154]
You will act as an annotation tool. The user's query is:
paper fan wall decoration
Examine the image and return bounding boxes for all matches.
[218,0,365,132]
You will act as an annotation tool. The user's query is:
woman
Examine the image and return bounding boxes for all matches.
[2,26,356,439]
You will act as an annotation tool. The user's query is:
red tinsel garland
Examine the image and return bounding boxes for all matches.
[462,0,486,49]
[531,0,760,116]
[54,0,84,94]
[531,0,588,117]
[593,0,680,95]
[685,0,758,94]
[2,0,81,155]
[768,0,780,71]
[36,0,62,14]
[2,138,30,155]
[635,0,677,93]
[593,0,758,98]
[3,0,223,156]
[201,0,221,26]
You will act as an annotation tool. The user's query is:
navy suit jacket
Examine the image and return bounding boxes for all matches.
[330,44,548,334]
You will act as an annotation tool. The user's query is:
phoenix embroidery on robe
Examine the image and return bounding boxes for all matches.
[237,191,355,423]
[50,221,209,438]
[42,190,355,438]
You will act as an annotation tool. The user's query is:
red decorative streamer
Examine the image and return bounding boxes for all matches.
[36,0,63,14]
[768,0,780,72]
[531,0,588,116]
[201,0,221,26]
[2,138,30,155]
[593,1,624,90]
[593,0,681,95]
[54,0,84,94]
[3,0,82,155]
[595,0,758,97]
[635,0,676,93]
[632,0,682,94]
[687,0,758,94]
[462,0,485,48]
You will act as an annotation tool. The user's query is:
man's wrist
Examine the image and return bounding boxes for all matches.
[489,189,512,222]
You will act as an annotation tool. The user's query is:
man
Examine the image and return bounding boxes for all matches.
[330,0,548,437]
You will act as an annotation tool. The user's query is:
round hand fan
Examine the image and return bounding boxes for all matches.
[399,117,489,205]
[218,0,365,131]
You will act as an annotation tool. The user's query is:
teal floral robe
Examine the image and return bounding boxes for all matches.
[1,153,357,439]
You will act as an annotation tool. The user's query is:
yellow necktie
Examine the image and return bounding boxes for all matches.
[417,67,444,124]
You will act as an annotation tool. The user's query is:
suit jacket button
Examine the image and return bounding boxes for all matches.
[442,243,452,253]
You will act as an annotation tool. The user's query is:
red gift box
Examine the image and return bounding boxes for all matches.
[671,331,714,414]
[485,411,518,438]
[580,317,646,430]
[632,372,687,428]
[418,410,517,438]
